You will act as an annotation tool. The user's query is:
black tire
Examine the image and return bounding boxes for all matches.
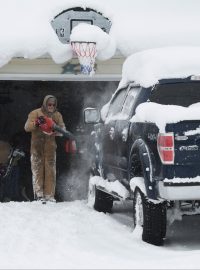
[94,188,113,213]
[88,154,113,213]
[133,188,166,246]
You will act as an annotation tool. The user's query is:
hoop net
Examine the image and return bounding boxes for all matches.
[71,41,97,75]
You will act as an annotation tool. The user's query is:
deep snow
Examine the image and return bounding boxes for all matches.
[1,199,200,269]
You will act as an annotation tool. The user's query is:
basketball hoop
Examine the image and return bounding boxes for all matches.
[71,41,97,75]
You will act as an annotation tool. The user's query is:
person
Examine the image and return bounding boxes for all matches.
[24,95,66,202]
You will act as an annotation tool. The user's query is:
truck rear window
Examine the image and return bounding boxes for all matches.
[149,82,200,107]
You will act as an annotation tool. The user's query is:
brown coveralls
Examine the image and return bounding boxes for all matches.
[24,95,66,200]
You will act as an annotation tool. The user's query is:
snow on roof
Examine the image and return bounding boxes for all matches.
[1,0,200,69]
[119,46,200,88]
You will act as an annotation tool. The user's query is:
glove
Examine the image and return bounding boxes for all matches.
[35,116,46,127]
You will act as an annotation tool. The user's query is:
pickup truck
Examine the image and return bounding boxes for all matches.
[84,77,200,246]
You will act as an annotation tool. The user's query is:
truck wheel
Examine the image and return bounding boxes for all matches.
[94,189,113,213]
[87,178,113,213]
[133,188,166,246]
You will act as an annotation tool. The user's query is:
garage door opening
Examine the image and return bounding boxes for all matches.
[0,80,118,202]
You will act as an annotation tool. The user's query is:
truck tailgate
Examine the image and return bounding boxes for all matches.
[166,121,200,165]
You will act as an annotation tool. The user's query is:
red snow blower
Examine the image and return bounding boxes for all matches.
[35,116,77,154]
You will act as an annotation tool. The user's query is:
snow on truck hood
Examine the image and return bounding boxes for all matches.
[119,46,200,88]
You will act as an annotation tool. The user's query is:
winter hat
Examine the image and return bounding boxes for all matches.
[42,95,57,116]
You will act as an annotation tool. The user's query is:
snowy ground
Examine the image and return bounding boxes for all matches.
[0,199,200,269]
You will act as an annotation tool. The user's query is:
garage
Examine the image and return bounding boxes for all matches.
[0,79,119,202]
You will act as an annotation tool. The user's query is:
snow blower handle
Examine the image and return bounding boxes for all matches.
[53,124,77,154]
[52,124,75,140]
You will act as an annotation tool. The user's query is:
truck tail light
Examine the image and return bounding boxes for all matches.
[157,133,174,164]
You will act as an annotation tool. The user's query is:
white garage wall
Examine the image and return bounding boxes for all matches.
[0,56,124,81]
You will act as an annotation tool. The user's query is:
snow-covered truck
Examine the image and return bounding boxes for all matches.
[84,47,200,246]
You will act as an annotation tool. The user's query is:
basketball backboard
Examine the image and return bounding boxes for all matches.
[51,7,112,44]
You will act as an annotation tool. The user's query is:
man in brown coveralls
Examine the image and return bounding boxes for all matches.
[24,95,66,202]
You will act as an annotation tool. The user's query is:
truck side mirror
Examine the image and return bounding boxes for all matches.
[84,108,100,124]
